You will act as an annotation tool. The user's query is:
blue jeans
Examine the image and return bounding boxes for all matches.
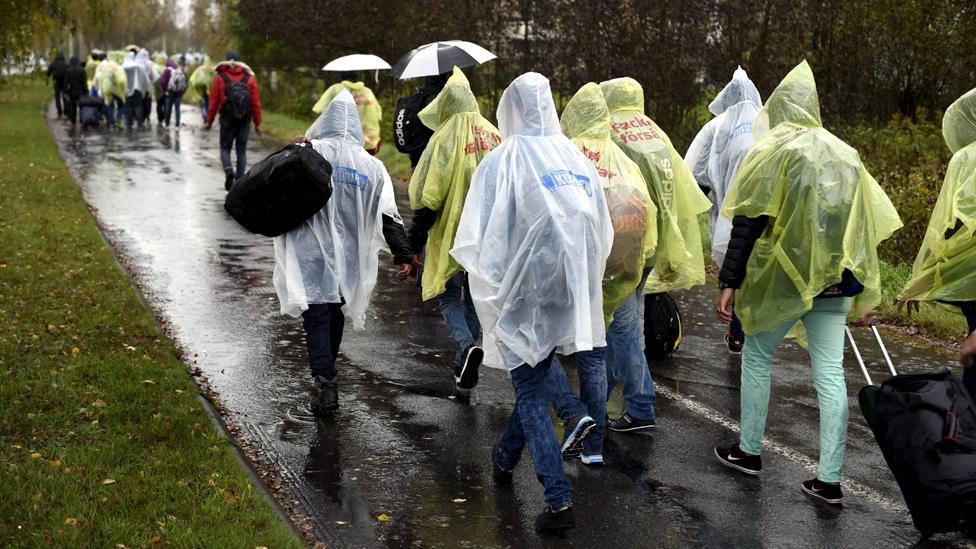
[606,290,656,420]
[496,352,573,510]
[547,349,608,455]
[165,92,183,126]
[219,117,250,177]
[200,94,209,124]
[301,303,345,379]
[437,272,480,366]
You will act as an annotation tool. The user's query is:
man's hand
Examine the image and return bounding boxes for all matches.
[850,311,876,327]
[204,123,212,131]
[291,135,310,144]
[715,288,734,325]
[962,330,976,369]
[895,299,921,318]
[254,126,262,136]
[410,254,423,278]
[395,263,411,281]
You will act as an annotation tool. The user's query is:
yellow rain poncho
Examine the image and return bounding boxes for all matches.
[96,61,126,106]
[561,83,658,322]
[898,87,976,308]
[408,68,502,300]
[601,78,712,294]
[313,81,382,150]
[722,61,902,336]
[189,64,215,96]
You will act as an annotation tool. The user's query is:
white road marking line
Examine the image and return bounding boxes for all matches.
[655,383,907,514]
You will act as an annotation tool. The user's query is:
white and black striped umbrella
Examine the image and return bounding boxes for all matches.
[391,41,497,79]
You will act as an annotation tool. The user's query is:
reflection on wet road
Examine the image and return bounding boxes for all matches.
[49,105,974,548]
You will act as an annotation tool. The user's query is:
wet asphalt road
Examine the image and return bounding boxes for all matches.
[48,104,976,548]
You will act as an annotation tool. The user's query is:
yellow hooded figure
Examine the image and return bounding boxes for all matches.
[313,78,382,151]
[898,87,976,310]
[561,83,658,322]
[96,61,126,106]
[408,67,502,300]
[722,61,902,335]
[601,78,712,294]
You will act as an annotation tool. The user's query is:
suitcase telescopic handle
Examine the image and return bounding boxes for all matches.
[845,319,898,385]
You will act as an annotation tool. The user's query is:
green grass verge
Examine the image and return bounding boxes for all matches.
[0,77,302,548]
[875,261,968,341]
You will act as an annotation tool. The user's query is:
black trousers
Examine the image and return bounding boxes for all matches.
[53,81,64,116]
[64,95,80,124]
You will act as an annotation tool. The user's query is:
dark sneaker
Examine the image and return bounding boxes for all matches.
[561,415,596,459]
[608,412,656,433]
[714,444,762,476]
[310,375,338,417]
[535,505,575,533]
[580,453,604,465]
[455,345,483,391]
[491,443,513,486]
[224,171,235,191]
[801,478,844,504]
[725,331,744,355]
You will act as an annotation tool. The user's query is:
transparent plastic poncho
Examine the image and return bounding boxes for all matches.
[95,61,126,105]
[898,87,976,308]
[408,67,502,300]
[451,72,614,370]
[685,67,762,266]
[722,61,902,336]
[312,81,382,150]
[601,77,712,294]
[122,51,151,97]
[560,82,658,323]
[273,90,402,329]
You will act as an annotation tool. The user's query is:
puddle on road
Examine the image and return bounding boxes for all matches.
[46,105,973,548]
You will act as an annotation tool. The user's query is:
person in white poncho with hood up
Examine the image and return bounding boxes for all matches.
[450,72,613,533]
[684,66,762,354]
[274,90,413,417]
[121,50,152,128]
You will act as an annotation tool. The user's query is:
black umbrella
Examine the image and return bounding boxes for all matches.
[391,40,497,79]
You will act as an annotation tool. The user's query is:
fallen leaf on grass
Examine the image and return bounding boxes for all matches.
[71,347,80,356]
[143,379,155,385]
[334,521,348,525]
[30,452,41,460]
[376,513,390,522]
[102,479,116,485]
[64,518,78,526]
[223,491,236,504]
[452,498,467,503]
[92,399,107,408]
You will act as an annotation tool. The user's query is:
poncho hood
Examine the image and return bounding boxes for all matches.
[709,66,762,116]
[943,87,976,154]
[305,89,365,146]
[600,77,644,114]
[496,72,560,137]
[341,80,365,91]
[419,67,480,131]
[560,82,611,140]
[755,60,822,135]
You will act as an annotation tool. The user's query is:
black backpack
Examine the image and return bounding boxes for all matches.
[644,292,682,360]
[220,72,251,121]
[393,92,431,154]
[224,143,333,237]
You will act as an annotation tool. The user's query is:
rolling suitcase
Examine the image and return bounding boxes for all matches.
[224,142,333,237]
[847,322,976,536]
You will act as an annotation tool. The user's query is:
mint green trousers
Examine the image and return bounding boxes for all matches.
[739,297,852,483]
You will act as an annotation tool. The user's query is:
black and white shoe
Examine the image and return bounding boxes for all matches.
[714,444,762,475]
[535,505,575,533]
[310,375,338,417]
[455,345,483,391]
[561,415,596,459]
[801,478,844,504]
[607,412,656,433]
[725,331,744,355]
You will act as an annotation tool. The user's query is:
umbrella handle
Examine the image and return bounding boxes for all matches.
[846,326,874,386]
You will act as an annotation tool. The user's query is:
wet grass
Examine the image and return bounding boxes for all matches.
[0,77,302,547]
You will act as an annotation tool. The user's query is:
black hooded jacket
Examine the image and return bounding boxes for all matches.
[64,57,87,99]
[46,54,67,84]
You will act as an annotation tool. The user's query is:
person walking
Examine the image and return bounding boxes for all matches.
[63,56,88,125]
[205,52,262,190]
[712,61,902,505]
[160,58,188,127]
[395,73,450,168]
[189,60,215,124]
[121,51,151,128]
[600,77,712,433]
[313,71,382,154]
[451,72,613,533]
[685,67,763,354]
[137,49,155,126]
[274,90,412,417]
[406,67,502,393]
[547,82,658,464]
[95,55,125,130]
[46,53,67,118]
[897,85,976,395]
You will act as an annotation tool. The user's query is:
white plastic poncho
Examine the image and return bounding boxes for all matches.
[122,51,151,97]
[451,73,614,370]
[685,67,762,265]
[137,48,156,82]
[273,90,403,329]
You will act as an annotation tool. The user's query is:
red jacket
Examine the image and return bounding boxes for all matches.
[206,62,262,127]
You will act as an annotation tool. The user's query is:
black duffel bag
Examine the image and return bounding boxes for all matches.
[644,292,682,360]
[224,142,332,237]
